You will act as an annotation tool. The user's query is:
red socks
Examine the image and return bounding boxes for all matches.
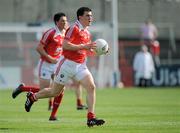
[87,112,96,120]
[21,86,39,93]
[50,92,64,118]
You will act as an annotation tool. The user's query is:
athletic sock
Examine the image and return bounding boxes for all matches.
[50,92,64,118]
[87,112,96,120]
[21,86,39,93]
[77,98,83,106]
[48,98,53,110]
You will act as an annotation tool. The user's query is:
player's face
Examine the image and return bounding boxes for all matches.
[56,16,68,30]
[80,11,93,27]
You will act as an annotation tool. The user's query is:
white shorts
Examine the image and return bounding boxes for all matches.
[37,59,58,80]
[54,57,91,85]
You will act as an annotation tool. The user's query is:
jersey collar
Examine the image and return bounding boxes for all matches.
[54,25,65,36]
[75,20,88,30]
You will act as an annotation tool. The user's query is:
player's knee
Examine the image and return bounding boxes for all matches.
[50,90,57,97]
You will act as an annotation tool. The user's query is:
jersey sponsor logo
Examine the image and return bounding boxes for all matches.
[53,47,62,56]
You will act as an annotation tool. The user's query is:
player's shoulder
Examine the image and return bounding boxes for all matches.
[66,23,79,36]
[69,23,79,31]
[43,27,56,36]
[41,27,56,41]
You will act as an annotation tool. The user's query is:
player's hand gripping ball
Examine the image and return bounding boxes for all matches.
[94,39,109,55]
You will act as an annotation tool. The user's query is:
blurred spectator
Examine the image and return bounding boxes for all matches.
[133,45,155,87]
[140,19,160,67]
[150,40,161,67]
[140,19,158,45]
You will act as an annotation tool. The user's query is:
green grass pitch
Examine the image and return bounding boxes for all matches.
[0,88,180,133]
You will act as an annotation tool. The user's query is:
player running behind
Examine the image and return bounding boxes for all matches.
[12,12,87,121]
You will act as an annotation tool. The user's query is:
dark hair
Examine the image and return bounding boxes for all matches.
[53,12,66,25]
[76,7,92,20]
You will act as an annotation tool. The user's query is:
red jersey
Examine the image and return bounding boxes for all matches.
[40,26,64,62]
[63,20,91,63]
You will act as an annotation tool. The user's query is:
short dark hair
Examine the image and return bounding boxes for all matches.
[53,12,66,25]
[76,7,92,20]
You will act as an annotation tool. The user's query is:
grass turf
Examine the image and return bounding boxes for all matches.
[0,88,180,133]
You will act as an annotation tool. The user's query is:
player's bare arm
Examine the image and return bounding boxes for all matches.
[36,43,58,64]
[63,39,96,51]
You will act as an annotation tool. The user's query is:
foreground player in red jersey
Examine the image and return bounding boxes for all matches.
[12,12,87,120]
[24,7,105,127]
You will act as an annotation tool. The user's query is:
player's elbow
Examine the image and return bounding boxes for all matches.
[36,46,41,54]
[62,43,68,50]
